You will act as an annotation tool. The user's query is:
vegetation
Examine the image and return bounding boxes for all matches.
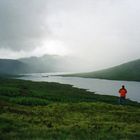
[0,78,140,140]
[64,59,140,81]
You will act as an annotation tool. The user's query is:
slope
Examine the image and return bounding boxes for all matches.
[0,78,140,140]
[67,59,140,81]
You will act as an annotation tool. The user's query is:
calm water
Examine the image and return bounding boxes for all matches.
[18,73,140,102]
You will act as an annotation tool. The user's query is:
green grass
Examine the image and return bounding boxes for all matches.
[0,78,140,140]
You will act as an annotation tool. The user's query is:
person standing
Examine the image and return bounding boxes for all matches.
[119,85,127,105]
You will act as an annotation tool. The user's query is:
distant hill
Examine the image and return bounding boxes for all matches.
[0,55,73,74]
[0,59,31,74]
[19,54,72,73]
[68,59,140,81]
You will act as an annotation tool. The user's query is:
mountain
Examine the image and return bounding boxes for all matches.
[68,59,140,81]
[19,54,72,73]
[0,59,31,74]
[0,55,73,74]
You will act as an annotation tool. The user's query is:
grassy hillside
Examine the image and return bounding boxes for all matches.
[67,59,140,81]
[0,78,140,140]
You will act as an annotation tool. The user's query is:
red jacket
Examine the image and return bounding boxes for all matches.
[119,88,127,97]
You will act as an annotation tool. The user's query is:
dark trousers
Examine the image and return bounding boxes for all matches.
[119,96,126,105]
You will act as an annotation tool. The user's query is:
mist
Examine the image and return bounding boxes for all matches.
[0,0,140,71]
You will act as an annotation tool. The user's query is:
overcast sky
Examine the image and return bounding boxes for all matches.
[0,0,140,70]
